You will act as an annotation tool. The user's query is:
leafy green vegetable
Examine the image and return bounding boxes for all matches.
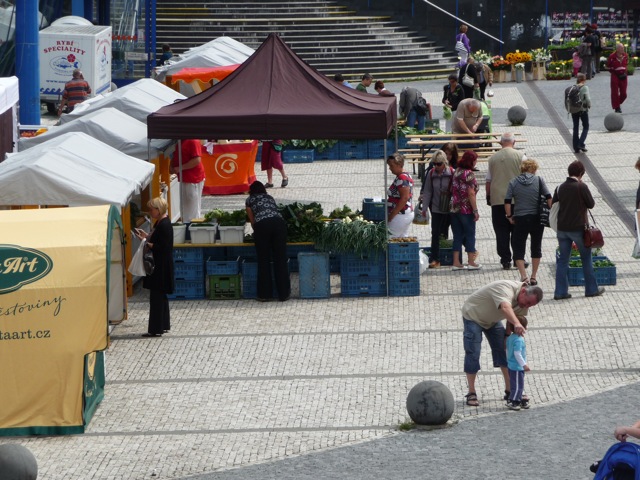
[203,209,247,226]
[277,202,325,243]
[282,139,338,153]
[316,218,388,256]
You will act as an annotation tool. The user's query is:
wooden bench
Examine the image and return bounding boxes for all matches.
[402,133,527,180]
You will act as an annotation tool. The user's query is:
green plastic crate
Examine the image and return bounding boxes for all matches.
[209,274,242,300]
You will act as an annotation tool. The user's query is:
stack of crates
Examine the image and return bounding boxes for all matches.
[206,256,241,300]
[388,242,420,296]
[169,248,205,299]
[298,252,330,298]
[286,243,316,272]
[340,251,386,297]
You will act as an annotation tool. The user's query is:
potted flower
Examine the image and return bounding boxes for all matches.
[513,63,525,83]
[491,55,511,82]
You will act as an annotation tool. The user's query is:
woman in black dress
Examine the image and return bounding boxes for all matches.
[245,181,291,301]
[135,197,174,337]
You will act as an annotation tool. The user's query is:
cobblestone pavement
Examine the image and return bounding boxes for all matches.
[2,73,640,479]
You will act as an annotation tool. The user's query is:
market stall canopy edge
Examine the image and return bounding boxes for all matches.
[147,33,397,140]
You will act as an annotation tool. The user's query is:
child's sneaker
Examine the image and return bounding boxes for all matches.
[506,401,521,411]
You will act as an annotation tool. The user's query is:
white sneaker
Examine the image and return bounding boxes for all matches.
[507,401,521,411]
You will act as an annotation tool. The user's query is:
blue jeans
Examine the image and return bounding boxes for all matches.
[407,107,426,131]
[571,111,589,151]
[451,213,476,255]
[463,318,507,374]
[555,229,599,297]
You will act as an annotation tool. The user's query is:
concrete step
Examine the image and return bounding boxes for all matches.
[154,0,457,81]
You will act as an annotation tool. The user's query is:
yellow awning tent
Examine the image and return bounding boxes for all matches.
[0,205,125,435]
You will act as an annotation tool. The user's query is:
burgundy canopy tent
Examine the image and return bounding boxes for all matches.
[147,33,397,140]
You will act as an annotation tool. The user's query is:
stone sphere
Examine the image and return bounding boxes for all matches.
[507,106,527,126]
[406,380,454,425]
[0,444,38,480]
[604,112,624,131]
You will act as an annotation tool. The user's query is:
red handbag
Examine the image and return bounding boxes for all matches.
[583,211,604,249]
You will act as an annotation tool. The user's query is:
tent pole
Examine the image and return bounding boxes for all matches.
[178,139,184,223]
[383,139,389,297]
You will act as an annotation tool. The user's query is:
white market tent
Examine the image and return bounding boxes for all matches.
[18,107,173,160]
[0,76,19,159]
[0,132,155,207]
[153,37,254,83]
[58,78,185,125]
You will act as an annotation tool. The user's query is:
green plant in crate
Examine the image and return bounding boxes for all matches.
[329,204,360,220]
[277,202,326,243]
[282,139,338,153]
[204,208,247,226]
[569,258,614,268]
[316,217,388,256]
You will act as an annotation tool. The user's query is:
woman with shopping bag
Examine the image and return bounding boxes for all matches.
[133,197,175,337]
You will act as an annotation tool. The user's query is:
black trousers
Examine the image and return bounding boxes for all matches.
[491,205,513,264]
[253,217,291,300]
[429,212,450,262]
[149,289,170,334]
[510,214,545,261]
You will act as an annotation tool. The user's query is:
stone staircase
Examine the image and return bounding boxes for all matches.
[155,0,457,80]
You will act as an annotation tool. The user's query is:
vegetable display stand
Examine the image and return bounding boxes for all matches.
[209,274,242,300]
[218,225,246,244]
[298,252,330,299]
[282,149,314,164]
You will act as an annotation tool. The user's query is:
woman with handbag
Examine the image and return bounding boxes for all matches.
[421,150,454,268]
[552,160,605,300]
[607,43,628,113]
[504,159,552,285]
[450,150,480,270]
[134,197,175,337]
[455,24,471,67]
[458,57,479,100]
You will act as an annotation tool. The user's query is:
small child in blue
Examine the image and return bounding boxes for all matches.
[506,315,530,411]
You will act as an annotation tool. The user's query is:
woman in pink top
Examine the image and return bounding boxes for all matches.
[450,150,480,270]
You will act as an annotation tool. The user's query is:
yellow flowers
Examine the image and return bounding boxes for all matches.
[505,51,532,64]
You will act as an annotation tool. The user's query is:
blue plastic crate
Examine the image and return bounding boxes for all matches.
[168,280,205,300]
[241,259,289,299]
[389,278,420,297]
[339,140,368,160]
[423,247,454,266]
[314,143,340,160]
[174,262,205,281]
[282,149,314,164]
[298,253,330,299]
[173,247,203,263]
[340,253,386,277]
[558,256,617,286]
[388,242,419,262]
[203,247,227,261]
[389,260,420,279]
[341,275,386,297]
[367,139,388,159]
[362,198,386,222]
[256,145,262,162]
[286,243,316,257]
[227,246,256,261]
[206,256,240,275]
[329,254,341,273]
